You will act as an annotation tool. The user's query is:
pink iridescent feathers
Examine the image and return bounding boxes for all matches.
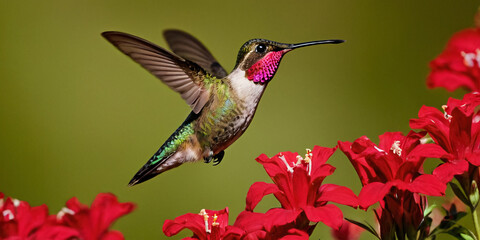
[246,51,284,83]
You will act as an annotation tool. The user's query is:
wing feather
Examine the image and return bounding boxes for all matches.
[102,31,211,114]
[163,29,228,78]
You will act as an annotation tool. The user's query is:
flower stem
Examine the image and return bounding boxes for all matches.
[472,207,480,240]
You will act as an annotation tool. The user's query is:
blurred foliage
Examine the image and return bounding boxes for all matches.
[0,1,477,239]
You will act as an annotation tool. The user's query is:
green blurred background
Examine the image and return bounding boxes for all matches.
[0,1,476,239]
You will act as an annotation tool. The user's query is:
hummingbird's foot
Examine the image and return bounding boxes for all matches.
[212,151,225,166]
[204,150,214,164]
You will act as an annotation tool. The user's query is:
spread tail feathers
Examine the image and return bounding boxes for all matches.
[128,112,199,186]
[128,153,179,186]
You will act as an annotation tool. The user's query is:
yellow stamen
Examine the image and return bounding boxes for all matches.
[212,214,219,226]
[304,148,312,163]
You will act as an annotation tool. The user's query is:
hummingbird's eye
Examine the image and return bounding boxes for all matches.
[255,44,266,53]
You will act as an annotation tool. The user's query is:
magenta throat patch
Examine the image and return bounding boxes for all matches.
[246,51,284,83]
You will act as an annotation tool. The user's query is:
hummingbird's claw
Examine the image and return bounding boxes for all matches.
[204,156,212,164]
[212,151,225,166]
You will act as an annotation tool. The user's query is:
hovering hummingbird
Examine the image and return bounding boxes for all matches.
[102,30,343,186]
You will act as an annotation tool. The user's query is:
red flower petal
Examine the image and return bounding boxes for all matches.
[338,140,377,185]
[310,164,336,185]
[317,184,358,207]
[223,226,245,240]
[34,225,80,240]
[409,106,451,151]
[256,154,285,179]
[433,160,469,183]
[428,69,476,91]
[449,108,472,157]
[15,203,49,239]
[163,213,207,238]
[292,167,310,208]
[232,211,267,233]
[278,228,309,240]
[163,208,229,239]
[428,28,480,92]
[358,182,392,209]
[407,143,450,159]
[311,145,337,168]
[245,182,279,211]
[60,193,135,240]
[101,230,126,240]
[264,208,301,229]
[90,193,136,237]
[408,174,446,196]
[303,205,343,230]
[378,132,406,153]
[467,152,480,166]
[447,92,480,115]
[271,173,295,210]
[0,194,51,239]
[65,197,88,213]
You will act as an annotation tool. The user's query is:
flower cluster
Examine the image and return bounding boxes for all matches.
[338,131,449,239]
[327,10,480,239]
[246,146,358,230]
[163,43,480,238]
[339,131,448,208]
[0,192,135,240]
[7,6,480,240]
[411,92,480,200]
[428,27,480,92]
[163,146,358,239]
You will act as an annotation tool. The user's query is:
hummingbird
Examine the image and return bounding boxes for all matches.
[102,30,343,186]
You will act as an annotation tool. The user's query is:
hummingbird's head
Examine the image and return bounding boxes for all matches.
[234,38,344,84]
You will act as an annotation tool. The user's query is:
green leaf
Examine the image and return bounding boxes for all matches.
[438,211,468,230]
[445,226,477,240]
[450,182,472,208]
[456,212,468,221]
[460,233,475,240]
[424,204,438,217]
[345,218,380,239]
[418,216,432,240]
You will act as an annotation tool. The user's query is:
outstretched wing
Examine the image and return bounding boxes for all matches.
[102,31,210,114]
[163,29,228,78]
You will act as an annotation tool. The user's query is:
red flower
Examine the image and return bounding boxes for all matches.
[410,93,480,167]
[330,219,364,240]
[245,146,358,230]
[225,211,310,240]
[338,131,448,209]
[40,193,135,240]
[410,92,480,203]
[163,208,310,240]
[428,27,480,92]
[0,192,134,240]
[339,132,450,239]
[0,192,49,239]
[163,208,231,240]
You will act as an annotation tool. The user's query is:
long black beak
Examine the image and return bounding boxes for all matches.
[288,39,345,50]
